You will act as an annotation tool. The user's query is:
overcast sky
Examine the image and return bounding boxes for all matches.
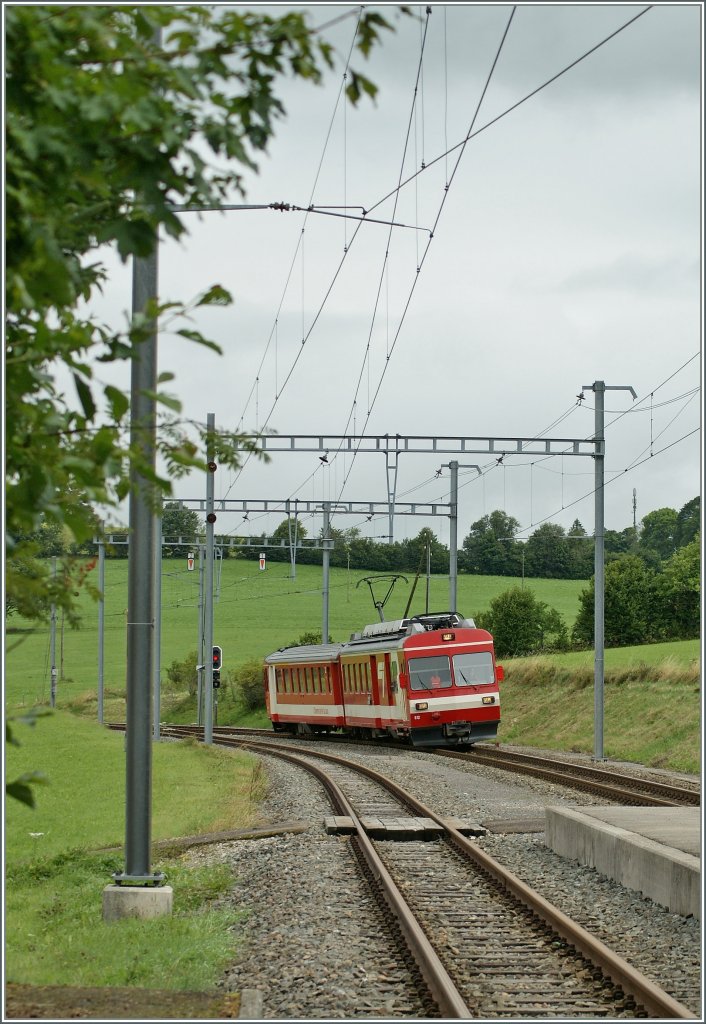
[93,3,702,545]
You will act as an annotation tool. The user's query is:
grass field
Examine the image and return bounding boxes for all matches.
[4,570,701,993]
[5,556,587,710]
[5,556,701,771]
[500,647,701,772]
[5,711,265,990]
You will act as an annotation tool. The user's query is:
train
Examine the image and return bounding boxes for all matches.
[263,611,503,748]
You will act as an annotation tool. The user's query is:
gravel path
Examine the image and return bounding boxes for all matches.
[184,742,701,1019]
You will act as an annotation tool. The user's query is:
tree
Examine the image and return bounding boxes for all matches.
[161,502,203,558]
[652,538,700,639]
[674,496,700,549]
[572,555,656,648]
[6,4,397,620]
[461,511,521,576]
[639,507,678,563]
[475,587,568,658]
[566,519,594,579]
[524,523,571,579]
[402,528,448,575]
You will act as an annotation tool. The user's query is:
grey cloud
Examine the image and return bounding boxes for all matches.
[554,252,700,293]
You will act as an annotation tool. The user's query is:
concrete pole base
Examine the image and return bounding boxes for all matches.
[102,884,173,922]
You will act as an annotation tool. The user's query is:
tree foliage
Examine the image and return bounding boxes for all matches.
[5,4,397,621]
[460,511,521,576]
[161,502,203,557]
[651,538,701,639]
[638,507,678,563]
[475,587,569,659]
[674,496,700,548]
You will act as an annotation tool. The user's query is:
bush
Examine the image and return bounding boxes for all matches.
[476,587,569,659]
[233,659,266,711]
[165,650,198,695]
[282,630,323,647]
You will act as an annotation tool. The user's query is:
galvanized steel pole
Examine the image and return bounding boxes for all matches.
[50,557,57,708]
[322,501,331,643]
[583,380,636,762]
[197,544,204,727]
[153,514,162,741]
[97,537,105,724]
[121,238,162,884]
[203,414,216,745]
[592,380,606,762]
[448,461,458,613]
[445,462,480,614]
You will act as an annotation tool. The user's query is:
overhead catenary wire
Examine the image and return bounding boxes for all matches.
[224,5,658,533]
[228,8,366,446]
[220,6,437,532]
[331,7,518,509]
[365,6,654,219]
[196,4,688,551]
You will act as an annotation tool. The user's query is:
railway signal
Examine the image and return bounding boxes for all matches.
[212,645,222,671]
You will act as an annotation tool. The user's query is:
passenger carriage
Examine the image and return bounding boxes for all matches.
[264,612,503,747]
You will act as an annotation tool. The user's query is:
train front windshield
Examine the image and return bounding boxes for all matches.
[408,651,495,691]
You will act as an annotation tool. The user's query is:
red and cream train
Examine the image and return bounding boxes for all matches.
[263,612,503,748]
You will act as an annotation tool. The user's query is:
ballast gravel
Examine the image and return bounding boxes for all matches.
[183,743,701,1020]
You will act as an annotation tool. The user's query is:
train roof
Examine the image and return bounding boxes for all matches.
[264,613,481,663]
[264,643,345,665]
[349,611,476,643]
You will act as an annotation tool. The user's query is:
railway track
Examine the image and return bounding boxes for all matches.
[438,745,700,807]
[160,724,695,1019]
[158,725,700,807]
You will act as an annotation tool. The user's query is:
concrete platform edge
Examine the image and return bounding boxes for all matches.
[545,807,700,919]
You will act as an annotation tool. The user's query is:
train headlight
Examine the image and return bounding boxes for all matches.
[414,701,429,711]
[482,695,495,705]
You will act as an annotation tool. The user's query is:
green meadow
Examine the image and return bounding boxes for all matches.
[5,556,701,770]
[5,556,586,711]
[5,710,265,990]
[4,561,701,995]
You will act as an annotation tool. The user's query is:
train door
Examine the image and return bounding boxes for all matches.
[390,654,409,723]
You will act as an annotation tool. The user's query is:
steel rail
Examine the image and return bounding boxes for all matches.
[226,735,696,1020]
[159,725,699,806]
[230,740,472,1018]
[439,747,700,806]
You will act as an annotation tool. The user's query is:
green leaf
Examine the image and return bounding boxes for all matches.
[73,374,96,421]
[6,771,49,809]
[176,328,222,353]
[104,384,130,421]
[196,284,233,307]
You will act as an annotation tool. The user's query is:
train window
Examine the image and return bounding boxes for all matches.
[453,652,495,685]
[365,663,371,692]
[408,655,452,691]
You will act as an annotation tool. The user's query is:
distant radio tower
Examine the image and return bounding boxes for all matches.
[632,488,637,532]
